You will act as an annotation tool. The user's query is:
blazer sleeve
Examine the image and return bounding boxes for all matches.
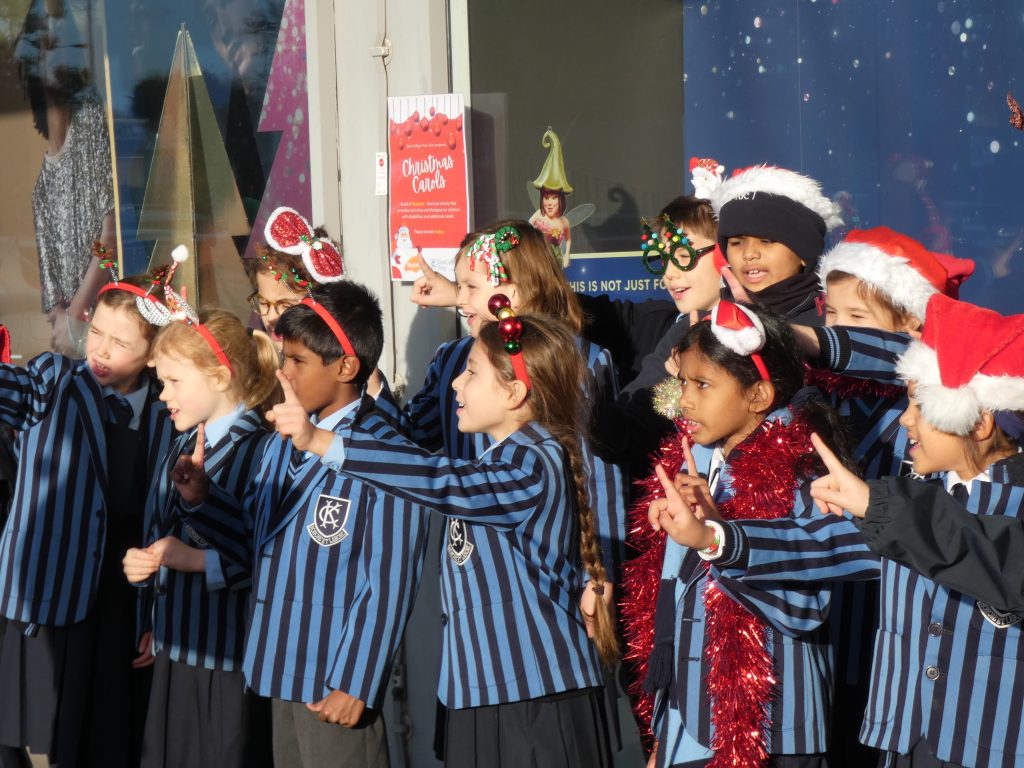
[0,353,75,429]
[813,326,909,382]
[861,476,1024,614]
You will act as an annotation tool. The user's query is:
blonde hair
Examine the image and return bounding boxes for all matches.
[478,314,618,666]
[457,220,584,334]
[151,310,281,413]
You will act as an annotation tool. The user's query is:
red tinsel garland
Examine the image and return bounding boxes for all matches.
[703,415,818,768]
[805,365,905,402]
[620,422,691,750]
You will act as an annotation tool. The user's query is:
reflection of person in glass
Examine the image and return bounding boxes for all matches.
[15,0,116,356]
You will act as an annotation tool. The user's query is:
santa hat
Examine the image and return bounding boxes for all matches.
[897,294,1024,435]
[709,165,843,271]
[818,227,975,320]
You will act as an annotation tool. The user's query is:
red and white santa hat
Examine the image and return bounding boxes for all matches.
[818,227,974,320]
[897,293,1024,435]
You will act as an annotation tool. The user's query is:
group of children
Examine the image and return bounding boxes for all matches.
[0,156,1019,768]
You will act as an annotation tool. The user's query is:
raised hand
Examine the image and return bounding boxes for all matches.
[648,462,715,550]
[410,258,457,308]
[721,264,752,304]
[809,432,870,518]
[267,370,315,450]
[172,423,208,506]
[307,689,366,727]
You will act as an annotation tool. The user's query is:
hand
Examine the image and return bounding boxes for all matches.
[664,349,680,378]
[132,631,156,669]
[721,265,751,304]
[306,689,366,727]
[809,433,870,518]
[123,547,161,583]
[647,461,716,550]
[580,580,615,638]
[172,423,209,506]
[267,370,315,450]
[646,742,659,768]
[146,536,206,573]
[410,259,457,308]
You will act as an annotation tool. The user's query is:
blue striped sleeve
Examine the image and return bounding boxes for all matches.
[0,353,75,429]
[180,471,259,569]
[815,326,910,382]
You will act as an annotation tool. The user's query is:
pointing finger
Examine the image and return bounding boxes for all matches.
[192,423,205,467]
[810,433,845,475]
[276,369,299,405]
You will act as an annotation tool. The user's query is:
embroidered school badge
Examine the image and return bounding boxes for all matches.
[447,518,474,566]
[307,494,351,547]
[977,601,1022,629]
[184,524,208,547]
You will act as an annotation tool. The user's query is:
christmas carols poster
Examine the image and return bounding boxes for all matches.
[387,94,469,282]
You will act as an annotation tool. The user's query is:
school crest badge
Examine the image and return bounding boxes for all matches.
[184,524,208,547]
[307,493,351,547]
[447,518,474,566]
[977,601,1022,629]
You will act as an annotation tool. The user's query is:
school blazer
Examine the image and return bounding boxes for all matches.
[653,414,836,763]
[859,455,1024,768]
[143,409,268,672]
[375,334,627,580]
[183,397,429,707]
[340,418,606,709]
[0,353,174,627]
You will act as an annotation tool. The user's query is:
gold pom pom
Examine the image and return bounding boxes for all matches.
[651,376,683,419]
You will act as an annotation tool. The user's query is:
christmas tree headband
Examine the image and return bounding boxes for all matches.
[94,241,166,307]
[467,226,521,287]
[264,207,345,285]
[640,215,715,276]
[299,298,356,357]
[133,246,234,374]
[709,300,770,382]
[487,293,531,390]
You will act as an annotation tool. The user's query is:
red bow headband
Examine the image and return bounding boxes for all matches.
[299,298,356,357]
[265,207,345,285]
[709,300,770,381]
[487,293,531,389]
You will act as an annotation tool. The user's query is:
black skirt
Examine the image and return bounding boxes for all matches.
[443,687,612,768]
[141,652,272,768]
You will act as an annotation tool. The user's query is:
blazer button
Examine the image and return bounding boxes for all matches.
[441,613,449,626]
[925,666,940,680]
[928,622,943,636]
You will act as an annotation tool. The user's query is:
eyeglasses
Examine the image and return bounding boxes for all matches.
[640,216,716,276]
[247,291,299,316]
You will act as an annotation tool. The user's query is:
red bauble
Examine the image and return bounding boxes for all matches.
[487,293,512,316]
[497,316,522,340]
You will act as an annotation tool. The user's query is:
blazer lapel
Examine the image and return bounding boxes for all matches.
[69,369,108,502]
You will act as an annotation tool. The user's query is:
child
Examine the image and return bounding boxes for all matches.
[709,164,844,324]
[174,281,429,768]
[323,310,617,767]
[810,293,1024,768]
[643,301,855,768]
[0,273,176,767]
[245,206,344,348]
[122,309,280,768]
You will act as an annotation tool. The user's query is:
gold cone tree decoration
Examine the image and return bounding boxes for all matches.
[136,24,251,319]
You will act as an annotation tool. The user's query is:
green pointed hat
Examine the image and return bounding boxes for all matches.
[531,127,573,194]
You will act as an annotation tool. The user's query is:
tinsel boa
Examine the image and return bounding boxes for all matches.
[805,365,905,402]
[703,414,818,768]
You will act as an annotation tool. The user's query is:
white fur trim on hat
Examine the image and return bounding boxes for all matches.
[818,241,937,320]
[709,165,844,231]
[710,303,766,355]
[897,342,981,435]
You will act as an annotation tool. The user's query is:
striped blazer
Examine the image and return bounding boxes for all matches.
[183,397,429,708]
[376,334,627,579]
[0,353,174,626]
[654,410,836,763]
[860,457,1024,768]
[338,418,605,709]
[142,409,269,672]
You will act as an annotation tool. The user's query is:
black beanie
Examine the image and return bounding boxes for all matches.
[717,192,828,271]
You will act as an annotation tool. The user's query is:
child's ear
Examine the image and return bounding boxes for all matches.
[212,367,232,393]
[747,380,775,415]
[336,355,362,384]
[972,411,997,442]
[504,379,530,411]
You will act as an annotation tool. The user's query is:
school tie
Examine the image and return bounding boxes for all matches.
[106,394,133,429]
[951,482,969,504]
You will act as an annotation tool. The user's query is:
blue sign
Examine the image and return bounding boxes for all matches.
[564,252,666,303]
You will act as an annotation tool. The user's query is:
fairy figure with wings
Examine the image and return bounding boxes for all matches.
[527,127,594,267]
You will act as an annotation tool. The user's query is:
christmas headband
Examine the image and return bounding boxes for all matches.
[264,207,345,285]
[487,293,531,390]
[467,226,521,287]
[689,156,726,200]
[94,241,165,306]
[133,246,234,374]
[640,215,716,276]
[299,297,356,357]
[709,300,770,381]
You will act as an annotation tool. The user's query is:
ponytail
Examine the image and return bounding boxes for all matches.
[248,329,283,413]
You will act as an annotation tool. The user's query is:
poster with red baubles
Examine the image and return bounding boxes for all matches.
[386,94,470,282]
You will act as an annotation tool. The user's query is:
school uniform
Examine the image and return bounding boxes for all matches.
[0,353,174,766]
[333,417,612,767]
[139,406,272,768]
[651,408,836,768]
[182,396,429,768]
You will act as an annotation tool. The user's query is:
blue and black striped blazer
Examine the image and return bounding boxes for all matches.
[183,397,429,707]
[0,353,174,627]
[142,409,269,672]
[654,409,836,762]
[338,417,605,709]
[376,334,627,580]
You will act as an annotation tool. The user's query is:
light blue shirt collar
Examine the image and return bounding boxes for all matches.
[202,403,247,447]
[102,381,149,430]
[313,397,361,434]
